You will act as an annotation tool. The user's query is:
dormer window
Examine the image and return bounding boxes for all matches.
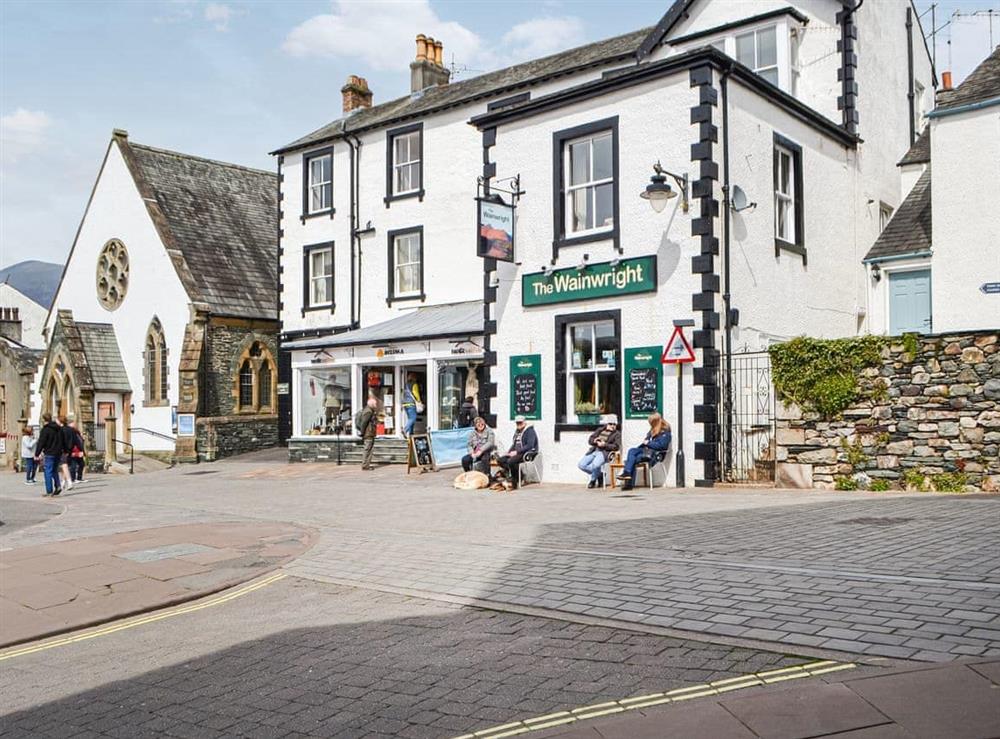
[736,26,778,85]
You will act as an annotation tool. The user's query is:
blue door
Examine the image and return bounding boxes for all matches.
[889,269,932,334]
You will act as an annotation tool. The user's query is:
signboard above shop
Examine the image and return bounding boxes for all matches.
[522,256,657,307]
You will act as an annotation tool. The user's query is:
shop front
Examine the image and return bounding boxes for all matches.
[285,301,486,462]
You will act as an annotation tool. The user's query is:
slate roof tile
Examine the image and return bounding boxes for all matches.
[76,322,131,393]
[123,141,277,320]
[898,127,930,166]
[936,45,1000,111]
[864,167,932,262]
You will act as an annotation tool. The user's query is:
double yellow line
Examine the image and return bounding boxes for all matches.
[455,661,856,739]
[0,572,287,662]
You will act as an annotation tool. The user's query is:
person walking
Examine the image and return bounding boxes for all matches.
[457,396,478,428]
[462,416,495,474]
[401,373,423,438]
[58,415,75,492]
[68,420,86,484]
[21,424,38,485]
[619,413,672,491]
[34,413,64,496]
[577,414,621,488]
[358,397,379,470]
[496,416,538,490]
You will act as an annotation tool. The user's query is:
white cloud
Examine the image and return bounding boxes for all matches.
[204,3,237,32]
[0,109,52,164]
[281,0,484,72]
[500,16,586,63]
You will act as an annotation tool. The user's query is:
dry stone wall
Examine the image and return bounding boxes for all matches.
[775,331,999,491]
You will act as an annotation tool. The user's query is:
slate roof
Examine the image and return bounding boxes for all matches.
[283,301,482,350]
[0,338,44,375]
[898,127,930,166]
[273,27,652,154]
[0,260,62,308]
[864,167,932,262]
[936,45,1000,112]
[76,322,131,392]
[120,137,278,319]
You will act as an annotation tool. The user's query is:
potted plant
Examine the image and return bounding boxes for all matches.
[575,402,600,425]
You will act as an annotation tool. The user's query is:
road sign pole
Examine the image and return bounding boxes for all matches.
[676,362,684,488]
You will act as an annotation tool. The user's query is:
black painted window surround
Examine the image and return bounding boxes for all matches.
[385,123,424,206]
[773,132,805,263]
[301,148,334,221]
[302,242,334,314]
[554,309,621,437]
[386,226,425,305]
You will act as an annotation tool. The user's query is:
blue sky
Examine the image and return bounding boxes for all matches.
[1,0,996,268]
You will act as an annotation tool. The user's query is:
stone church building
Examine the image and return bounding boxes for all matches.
[38,130,278,465]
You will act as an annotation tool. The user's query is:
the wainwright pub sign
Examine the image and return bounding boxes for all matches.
[478,199,515,261]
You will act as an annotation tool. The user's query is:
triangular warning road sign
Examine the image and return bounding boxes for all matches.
[661,326,696,364]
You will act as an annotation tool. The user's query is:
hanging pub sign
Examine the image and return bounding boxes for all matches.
[624,346,663,419]
[509,354,541,420]
[522,256,657,307]
[478,198,515,262]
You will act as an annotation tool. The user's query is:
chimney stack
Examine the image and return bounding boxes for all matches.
[410,33,450,93]
[341,75,373,114]
[941,71,953,91]
[0,306,22,344]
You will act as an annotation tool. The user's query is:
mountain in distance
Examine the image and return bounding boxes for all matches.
[0,260,63,308]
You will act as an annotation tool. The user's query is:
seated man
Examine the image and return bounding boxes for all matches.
[496,415,538,489]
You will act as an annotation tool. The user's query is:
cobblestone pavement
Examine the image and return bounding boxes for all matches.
[3,457,998,663]
[0,576,811,739]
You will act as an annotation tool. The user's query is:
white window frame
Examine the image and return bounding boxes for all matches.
[306,152,332,215]
[879,203,894,233]
[392,130,421,196]
[774,145,796,244]
[736,25,779,85]
[309,246,333,307]
[697,20,797,92]
[393,231,422,299]
[563,131,614,237]
[565,319,617,417]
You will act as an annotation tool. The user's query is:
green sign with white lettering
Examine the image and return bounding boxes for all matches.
[510,354,541,420]
[522,256,657,306]
[624,346,663,420]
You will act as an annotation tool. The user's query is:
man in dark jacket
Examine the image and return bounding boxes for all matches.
[358,397,379,470]
[497,416,538,489]
[34,413,65,496]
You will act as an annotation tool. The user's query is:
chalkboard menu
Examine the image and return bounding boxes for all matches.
[509,354,541,420]
[624,346,662,420]
[407,433,435,473]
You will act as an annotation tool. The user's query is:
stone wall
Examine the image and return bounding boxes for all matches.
[775,331,999,491]
[195,415,278,462]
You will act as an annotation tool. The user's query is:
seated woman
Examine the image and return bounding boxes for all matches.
[577,414,621,489]
[462,416,495,475]
[619,413,672,491]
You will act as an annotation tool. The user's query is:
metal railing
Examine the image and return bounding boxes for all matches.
[111,438,134,475]
[128,426,177,443]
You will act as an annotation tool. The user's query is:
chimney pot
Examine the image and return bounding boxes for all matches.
[409,35,451,92]
[434,40,444,66]
[941,71,952,91]
[415,34,428,61]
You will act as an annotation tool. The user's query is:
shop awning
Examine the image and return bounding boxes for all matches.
[283,301,483,350]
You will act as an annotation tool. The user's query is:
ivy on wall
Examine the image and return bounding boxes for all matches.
[768,335,888,418]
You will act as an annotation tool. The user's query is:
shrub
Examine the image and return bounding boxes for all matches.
[931,472,968,493]
[869,479,891,492]
[835,476,858,490]
[903,468,930,492]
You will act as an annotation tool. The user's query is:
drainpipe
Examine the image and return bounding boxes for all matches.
[348,132,363,329]
[906,6,915,145]
[720,63,734,479]
[342,121,358,330]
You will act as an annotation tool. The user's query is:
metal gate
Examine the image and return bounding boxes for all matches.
[719,351,775,483]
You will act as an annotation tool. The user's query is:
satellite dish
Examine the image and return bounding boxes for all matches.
[731,185,756,213]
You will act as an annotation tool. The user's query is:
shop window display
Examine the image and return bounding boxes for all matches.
[437,360,483,429]
[300,367,352,435]
[363,367,395,435]
[566,320,618,423]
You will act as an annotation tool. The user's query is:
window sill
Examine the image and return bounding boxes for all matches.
[302,303,335,315]
[553,228,619,252]
[774,238,807,263]
[386,293,426,306]
[301,208,335,223]
[142,400,170,408]
[384,189,424,207]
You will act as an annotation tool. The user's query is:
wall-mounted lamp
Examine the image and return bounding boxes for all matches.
[640,161,689,213]
[870,263,882,282]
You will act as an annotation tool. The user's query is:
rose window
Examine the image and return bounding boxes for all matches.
[96,239,129,310]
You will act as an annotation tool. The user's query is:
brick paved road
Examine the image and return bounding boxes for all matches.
[0,577,809,739]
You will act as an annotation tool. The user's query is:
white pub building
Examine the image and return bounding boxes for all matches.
[276,0,935,484]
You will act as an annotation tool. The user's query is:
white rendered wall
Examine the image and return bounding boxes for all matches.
[44,141,190,450]
[0,284,47,348]
[931,107,1000,331]
[490,77,703,486]
[899,163,926,200]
